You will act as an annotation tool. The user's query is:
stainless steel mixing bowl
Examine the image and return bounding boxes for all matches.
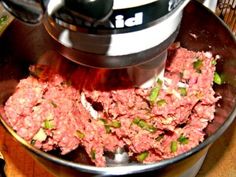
[0,1,236,177]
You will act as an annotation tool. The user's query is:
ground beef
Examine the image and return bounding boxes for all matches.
[2,47,220,167]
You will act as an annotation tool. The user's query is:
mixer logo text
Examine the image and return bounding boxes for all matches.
[112,12,143,28]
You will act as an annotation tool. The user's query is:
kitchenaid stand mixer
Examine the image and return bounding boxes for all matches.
[1,0,190,88]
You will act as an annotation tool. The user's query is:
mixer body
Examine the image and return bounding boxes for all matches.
[0,0,190,69]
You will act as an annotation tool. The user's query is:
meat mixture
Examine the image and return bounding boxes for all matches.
[2,47,220,166]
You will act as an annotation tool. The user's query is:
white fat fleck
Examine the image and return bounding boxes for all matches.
[172,89,181,99]
[47,0,64,16]
[80,92,98,119]
[58,30,73,48]
[189,33,197,39]
[215,55,221,60]
[163,77,172,85]
[204,51,213,58]
[33,128,47,142]
[177,82,188,88]
[162,117,174,125]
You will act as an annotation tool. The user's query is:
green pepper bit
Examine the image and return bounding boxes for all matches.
[136,151,149,162]
[211,59,217,65]
[149,79,163,103]
[30,139,36,145]
[91,149,96,160]
[76,130,85,139]
[177,134,189,145]
[171,141,178,153]
[213,72,222,85]
[100,119,121,133]
[43,119,54,129]
[193,58,203,73]
[110,120,121,128]
[156,99,167,107]
[178,87,187,96]
[155,134,164,141]
[0,15,8,25]
[132,118,157,133]
[104,125,111,134]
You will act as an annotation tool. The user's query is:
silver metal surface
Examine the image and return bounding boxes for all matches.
[0,1,236,177]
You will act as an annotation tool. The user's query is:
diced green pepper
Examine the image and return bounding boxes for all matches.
[213,72,222,85]
[156,99,167,107]
[91,149,96,160]
[100,119,121,133]
[132,118,157,133]
[133,117,140,124]
[110,120,121,128]
[104,125,111,134]
[136,151,149,162]
[0,15,8,25]
[171,141,178,153]
[193,58,203,73]
[149,79,163,103]
[155,134,164,141]
[99,118,107,124]
[177,134,189,145]
[30,139,36,145]
[211,59,217,65]
[76,130,85,139]
[149,87,160,103]
[178,87,187,96]
[44,119,54,129]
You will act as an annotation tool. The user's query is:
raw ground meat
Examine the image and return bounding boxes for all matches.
[2,47,220,166]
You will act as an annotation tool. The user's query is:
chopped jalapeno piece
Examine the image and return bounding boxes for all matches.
[156,99,167,107]
[133,118,157,133]
[155,134,164,141]
[213,72,222,85]
[178,87,187,96]
[110,120,121,128]
[149,87,160,103]
[133,117,140,124]
[177,134,189,145]
[211,59,217,65]
[171,141,178,153]
[149,79,163,103]
[145,125,157,133]
[44,119,54,129]
[105,125,111,134]
[0,15,8,25]
[193,59,203,73]
[30,139,36,145]
[76,130,85,139]
[136,151,149,162]
[91,149,96,160]
[138,119,147,128]
[100,119,121,133]
[100,118,107,124]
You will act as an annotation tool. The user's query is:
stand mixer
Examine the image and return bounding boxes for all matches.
[1,1,236,177]
[1,0,190,88]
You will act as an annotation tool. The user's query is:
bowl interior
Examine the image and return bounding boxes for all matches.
[0,0,236,174]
